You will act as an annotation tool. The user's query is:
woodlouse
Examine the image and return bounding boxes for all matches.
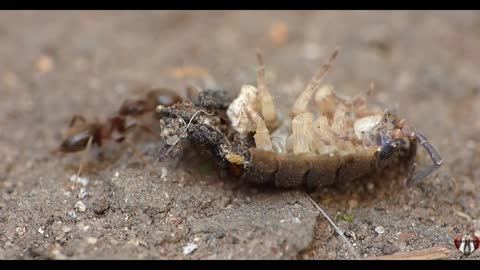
[156,48,443,191]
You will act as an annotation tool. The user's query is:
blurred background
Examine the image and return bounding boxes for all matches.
[0,11,479,259]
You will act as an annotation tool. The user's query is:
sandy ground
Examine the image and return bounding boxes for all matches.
[0,11,480,260]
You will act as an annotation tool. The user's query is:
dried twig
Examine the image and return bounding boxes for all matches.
[364,246,452,260]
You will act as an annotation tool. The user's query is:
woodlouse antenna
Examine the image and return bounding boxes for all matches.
[407,131,443,186]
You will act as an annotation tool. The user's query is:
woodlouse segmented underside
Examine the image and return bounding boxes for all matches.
[156,48,443,191]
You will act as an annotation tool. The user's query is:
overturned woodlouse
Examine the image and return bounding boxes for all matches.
[156,48,443,191]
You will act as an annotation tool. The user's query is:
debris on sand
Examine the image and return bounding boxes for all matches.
[183,243,198,255]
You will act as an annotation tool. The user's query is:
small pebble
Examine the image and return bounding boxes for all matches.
[68,210,77,219]
[78,188,88,199]
[367,183,375,192]
[166,135,179,146]
[74,201,86,212]
[62,226,72,233]
[35,55,54,73]
[16,227,26,236]
[183,243,198,255]
[375,226,385,234]
[86,237,97,245]
[160,167,168,181]
[38,227,45,235]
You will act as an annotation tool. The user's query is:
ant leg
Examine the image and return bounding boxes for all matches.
[138,124,162,140]
[76,135,93,177]
[69,115,87,127]
[406,131,443,186]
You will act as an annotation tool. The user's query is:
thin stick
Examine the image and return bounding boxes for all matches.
[305,193,360,259]
[76,135,93,177]
[364,246,452,260]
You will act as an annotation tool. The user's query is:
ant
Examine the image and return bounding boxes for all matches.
[57,88,182,176]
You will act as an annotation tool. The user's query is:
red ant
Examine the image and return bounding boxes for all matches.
[57,88,182,176]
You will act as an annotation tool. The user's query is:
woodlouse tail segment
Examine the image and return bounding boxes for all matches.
[406,131,443,186]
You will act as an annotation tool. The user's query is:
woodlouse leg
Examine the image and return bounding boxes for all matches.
[406,131,443,186]
[256,49,277,128]
[291,47,339,117]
